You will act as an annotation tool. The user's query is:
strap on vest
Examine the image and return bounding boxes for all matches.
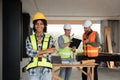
[30,34,50,50]
[42,34,50,50]
[30,34,37,50]
[26,57,52,70]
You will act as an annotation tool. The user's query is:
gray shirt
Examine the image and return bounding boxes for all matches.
[58,35,65,48]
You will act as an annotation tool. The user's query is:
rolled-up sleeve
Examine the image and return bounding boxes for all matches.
[49,36,55,48]
[58,36,64,48]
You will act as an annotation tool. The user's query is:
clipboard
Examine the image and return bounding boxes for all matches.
[69,38,82,49]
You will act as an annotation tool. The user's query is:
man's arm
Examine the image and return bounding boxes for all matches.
[87,32,100,47]
[58,36,65,48]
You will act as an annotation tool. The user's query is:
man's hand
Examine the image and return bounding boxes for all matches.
[83,39,89,44]
[64,40,72,47]
[72,46,76,52]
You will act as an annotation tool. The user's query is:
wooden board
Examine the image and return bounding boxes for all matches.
[104,27,114,68]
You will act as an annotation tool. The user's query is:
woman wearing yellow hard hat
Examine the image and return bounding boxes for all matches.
[25,12,55,80]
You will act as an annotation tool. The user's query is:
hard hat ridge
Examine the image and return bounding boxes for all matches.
[32,12,46,22]
[63,23,72,29]
[83,20,92,27]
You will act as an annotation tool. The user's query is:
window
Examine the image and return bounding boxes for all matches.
[47,23,101,53]
[47,24,101,39]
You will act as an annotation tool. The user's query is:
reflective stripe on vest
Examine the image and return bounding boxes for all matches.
[30,34,50,50]
[58,35,73,58]
[26,34,52,70]
[58,48,73,58]
[30,34,37,50]
[42,34,50,50]
[38,57,52,68]
[26,57,52,70]
[83,31,99,57]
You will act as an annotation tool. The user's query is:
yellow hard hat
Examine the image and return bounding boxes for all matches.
[32,12,46,22]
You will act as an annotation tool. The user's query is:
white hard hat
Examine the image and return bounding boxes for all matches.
[63,24,72,29]
[83,20,92,27]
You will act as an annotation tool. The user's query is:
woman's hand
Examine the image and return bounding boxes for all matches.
[37,48,55,57]
[45,48,55,53]
[37,50,43,58]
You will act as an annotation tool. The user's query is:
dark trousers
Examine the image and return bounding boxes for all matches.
[82,57,99,80]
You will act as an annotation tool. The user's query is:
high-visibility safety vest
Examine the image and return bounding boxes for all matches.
[58,35,73,58]
[26,34,52,70]
[83,31,99,57]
